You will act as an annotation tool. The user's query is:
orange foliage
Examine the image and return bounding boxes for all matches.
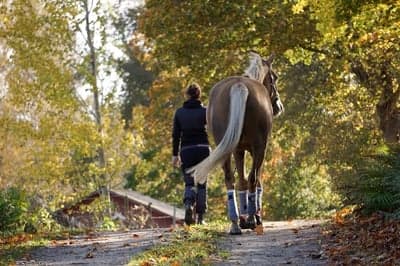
[323,212,400,264]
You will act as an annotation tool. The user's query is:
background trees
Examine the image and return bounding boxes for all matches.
[0,0,142,233]
[131,0,400,219]
[0,0,399,234]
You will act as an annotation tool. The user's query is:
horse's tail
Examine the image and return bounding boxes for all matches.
[187,82,249,184]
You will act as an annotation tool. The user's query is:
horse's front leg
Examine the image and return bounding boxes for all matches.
[222,155,241,235]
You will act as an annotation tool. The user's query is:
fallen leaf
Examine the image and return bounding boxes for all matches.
[171,261,181,266]
[255,224,264,235]
[140,258,156,266]
[159,256,169,262]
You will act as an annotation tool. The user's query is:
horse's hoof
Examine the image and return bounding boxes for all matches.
[229,222,242,235]
[239,216,252,229]
[246,215,256,230]
[255,214,263,226]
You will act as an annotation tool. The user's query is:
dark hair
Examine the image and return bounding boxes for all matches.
[186,83,201,99]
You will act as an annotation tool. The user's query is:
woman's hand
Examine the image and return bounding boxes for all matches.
[172,156,181,167]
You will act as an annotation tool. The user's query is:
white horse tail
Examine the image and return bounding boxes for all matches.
[187,82,249,184]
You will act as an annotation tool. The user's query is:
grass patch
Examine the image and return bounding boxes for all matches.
[128,220,229,266]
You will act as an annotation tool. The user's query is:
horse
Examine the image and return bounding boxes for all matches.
[188,52,284,234]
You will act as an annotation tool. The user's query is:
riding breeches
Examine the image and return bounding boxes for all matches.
[180,145,210,214]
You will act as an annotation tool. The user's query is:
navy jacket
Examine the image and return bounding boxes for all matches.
[172,99,209,156]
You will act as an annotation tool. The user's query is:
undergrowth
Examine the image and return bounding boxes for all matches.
[355,146,400,216]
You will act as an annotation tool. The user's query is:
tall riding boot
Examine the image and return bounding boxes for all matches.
[183,175,197,225]
[184,202,195,225]
[197,213,206,225]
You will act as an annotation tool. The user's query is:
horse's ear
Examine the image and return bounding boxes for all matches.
[263,53,275,66]
[248,50,260,57]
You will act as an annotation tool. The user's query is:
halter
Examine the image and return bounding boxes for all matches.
[268,72,280,103]
[263,70,283,117]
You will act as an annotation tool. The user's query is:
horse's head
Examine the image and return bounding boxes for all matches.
[244,52,284,117]
[260,53,284,117]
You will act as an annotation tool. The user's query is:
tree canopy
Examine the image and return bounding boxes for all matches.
[130,0,400,218]
[0,0,399,233]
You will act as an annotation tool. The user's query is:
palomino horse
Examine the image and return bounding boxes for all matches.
[188,52,284,234]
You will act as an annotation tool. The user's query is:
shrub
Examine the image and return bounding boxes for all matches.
[265,159,341,220]
[0,187,28,234]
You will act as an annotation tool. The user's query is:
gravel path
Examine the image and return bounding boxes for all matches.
[16,228,172,266]
[16,220,326,266]
[214,220,327,266]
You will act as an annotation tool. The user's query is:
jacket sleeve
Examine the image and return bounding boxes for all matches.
[172,111,181,156]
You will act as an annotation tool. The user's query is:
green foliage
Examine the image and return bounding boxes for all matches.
[354,146,400,214]
[119,57,155,125]
[0,0,398,236]
[131,1,339,218]
[131,0,400,220]
[1,0,145,225]
[126,146,185,205]
[265,158,341,220]
[100,216,118,231]
[0,187,28,234]
[25,204,62,234]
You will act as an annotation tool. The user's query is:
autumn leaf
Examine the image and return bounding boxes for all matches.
[171,261,181,266]
[255,225,264,235]
[323,212,400,264]
[139,258,156,266]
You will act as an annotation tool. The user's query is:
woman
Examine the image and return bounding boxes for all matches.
[172,83,210,225]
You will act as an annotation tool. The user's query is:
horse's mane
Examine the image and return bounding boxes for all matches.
[243,52,267,83]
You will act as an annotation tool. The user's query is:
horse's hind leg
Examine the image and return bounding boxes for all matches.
[222,156,241,235]
[247,145,266,229]
[234,149,250,229]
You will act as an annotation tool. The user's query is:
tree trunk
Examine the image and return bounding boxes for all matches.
[82,0,110,213]
[83,0,106,169]
[352,61,400,144]
[376,63,400,144]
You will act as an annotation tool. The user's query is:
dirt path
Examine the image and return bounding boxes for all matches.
[16,220,326,265]
[214,220,327,265]
[16,228,173,266]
